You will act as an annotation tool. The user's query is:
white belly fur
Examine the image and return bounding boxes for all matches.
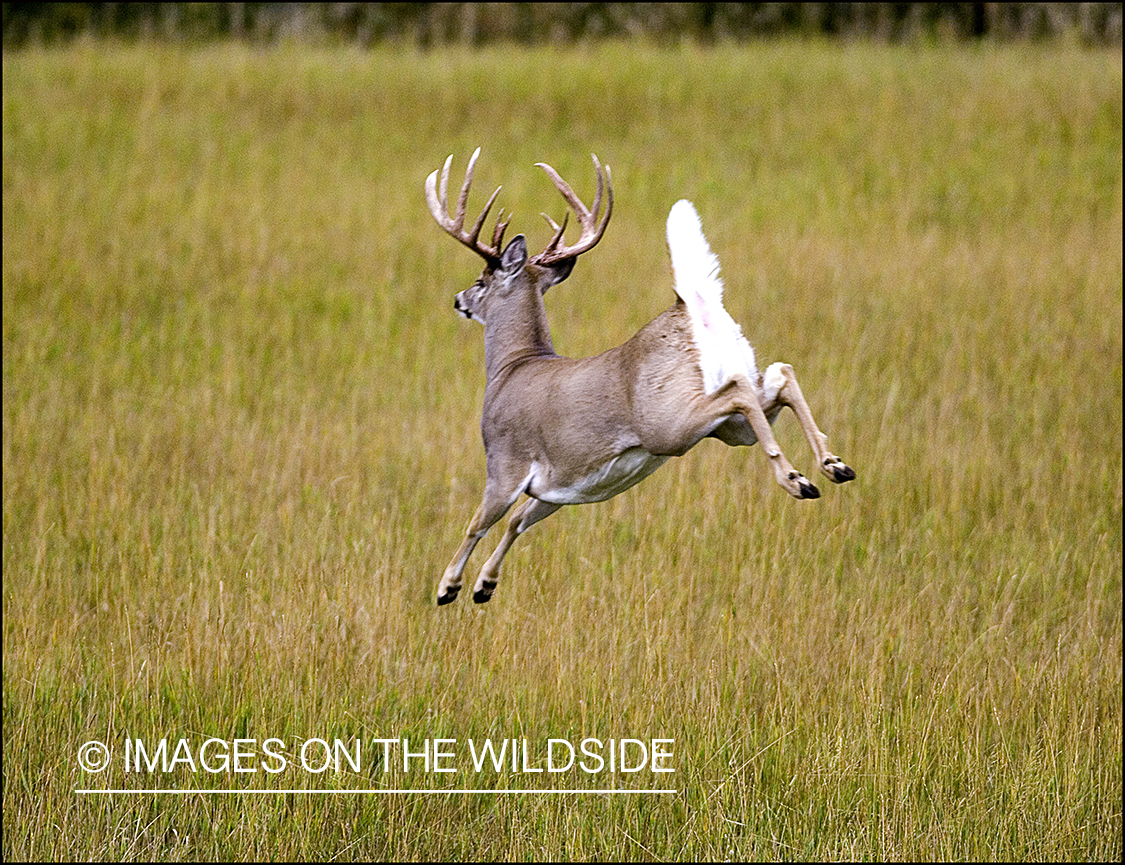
[530,448,669,505]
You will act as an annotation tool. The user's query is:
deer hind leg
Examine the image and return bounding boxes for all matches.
[718,375,821,499]
[666,373,820,500]
[762,362,855,485]
[472,497,561,604]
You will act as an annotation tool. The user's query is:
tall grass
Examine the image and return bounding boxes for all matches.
[3,41,1121,860]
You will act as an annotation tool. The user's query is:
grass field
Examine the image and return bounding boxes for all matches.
[3,40,1122,860]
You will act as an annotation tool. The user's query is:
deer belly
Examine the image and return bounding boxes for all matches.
[530,448,669,505]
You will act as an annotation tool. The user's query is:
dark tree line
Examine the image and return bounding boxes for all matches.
[3,3,1122,47]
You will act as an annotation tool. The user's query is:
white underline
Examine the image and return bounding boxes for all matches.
[77,788,677,795]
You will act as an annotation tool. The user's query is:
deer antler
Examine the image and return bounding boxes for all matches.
[425,147,511,265]
[530,154,613,267]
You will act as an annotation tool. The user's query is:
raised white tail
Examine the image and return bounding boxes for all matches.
[667,200,758,394]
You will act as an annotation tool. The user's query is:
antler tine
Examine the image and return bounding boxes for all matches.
[492,209,511,250]
[437,154,453,222]
[534,161,591,221]
[529,154,614,266]
[539,211,569,256]
[425,155,453,231]
[467,184,502,247]
[589,153,605,222]
[596,156,613,226]
[454,147,482,232]
[425,147,503,263]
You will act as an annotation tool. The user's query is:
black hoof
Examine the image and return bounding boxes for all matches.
[831,464,856,483]
[798,480,821,499]
[472,589,493,604]
[437,589,459,606]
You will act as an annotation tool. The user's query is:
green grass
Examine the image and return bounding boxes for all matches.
[3,40,1121,860]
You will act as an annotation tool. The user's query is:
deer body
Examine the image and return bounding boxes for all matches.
[427,150,854,605]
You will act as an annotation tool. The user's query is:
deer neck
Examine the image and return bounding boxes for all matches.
[482,285,556,380]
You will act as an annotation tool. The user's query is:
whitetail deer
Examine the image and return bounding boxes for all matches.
[426,148,854,605]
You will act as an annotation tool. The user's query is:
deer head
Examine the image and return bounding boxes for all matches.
[424,148,613,325]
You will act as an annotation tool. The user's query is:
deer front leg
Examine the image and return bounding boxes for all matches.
[763,362,855,485]
[437,502,496,605]
[472,497,561,604]
[438,481,525,605]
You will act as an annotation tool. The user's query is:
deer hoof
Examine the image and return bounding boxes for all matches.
[797,478,821,499]
[822,456,856,484]
[472,576,498,603]
[437,587,459,605]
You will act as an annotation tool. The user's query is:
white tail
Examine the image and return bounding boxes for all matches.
[426,150,854,605]
[667,199,759,395]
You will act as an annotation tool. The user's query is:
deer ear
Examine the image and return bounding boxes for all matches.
[499,235,527,274]
[539,258,575,293]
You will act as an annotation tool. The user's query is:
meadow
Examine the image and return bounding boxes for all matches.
[3,40,1121,860]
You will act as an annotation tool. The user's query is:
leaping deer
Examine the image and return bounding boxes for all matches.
[426,148,854,605]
